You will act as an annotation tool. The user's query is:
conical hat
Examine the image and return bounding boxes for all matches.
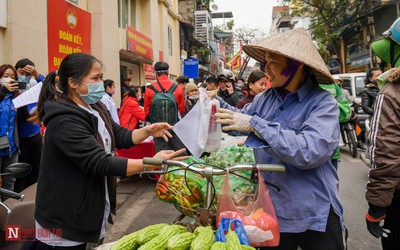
[243,28,334,84]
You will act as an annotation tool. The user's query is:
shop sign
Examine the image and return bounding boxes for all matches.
[47,0,91,72]
[144,64,156,80]
[351,55,371,67]
[183,58,199,79]
[126,25,153,60]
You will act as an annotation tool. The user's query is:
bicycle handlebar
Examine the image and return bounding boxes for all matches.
[142,158,285,175]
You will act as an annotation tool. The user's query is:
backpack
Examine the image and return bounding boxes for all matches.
[148,80,179,125]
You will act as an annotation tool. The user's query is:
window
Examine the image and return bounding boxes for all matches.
[168,26,173,56]
[118,0,136,28]
[355,76,366,96]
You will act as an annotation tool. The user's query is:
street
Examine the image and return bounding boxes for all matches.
[103,147,382,250]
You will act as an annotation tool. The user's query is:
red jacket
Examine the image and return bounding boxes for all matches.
[118,96,145,130]
[144,75,185,118]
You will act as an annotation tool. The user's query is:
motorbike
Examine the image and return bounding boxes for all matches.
[0,163,36,250]
[340,119,358,158]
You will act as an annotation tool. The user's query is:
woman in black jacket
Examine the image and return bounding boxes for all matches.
[361,67,382,116]
[30,53,185,249]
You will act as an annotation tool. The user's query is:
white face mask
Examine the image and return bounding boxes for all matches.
[189,95,199,100]
[1,77,13,86]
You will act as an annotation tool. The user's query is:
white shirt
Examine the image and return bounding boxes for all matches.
[101,93,120,125]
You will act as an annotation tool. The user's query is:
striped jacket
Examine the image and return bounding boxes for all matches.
[366,80,400,208]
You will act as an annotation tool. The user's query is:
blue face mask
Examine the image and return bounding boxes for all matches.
[18,75,30,84]
[79,81,105,104]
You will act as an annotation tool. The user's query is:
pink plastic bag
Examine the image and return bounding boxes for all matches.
[216,169,280,247]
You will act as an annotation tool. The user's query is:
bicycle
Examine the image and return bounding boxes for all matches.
[140,157,285,228]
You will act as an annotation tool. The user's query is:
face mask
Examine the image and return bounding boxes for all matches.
[189,95,199,100]
[18,75,31,84]
[79,81,105,104]
[1,77,13,85]
[236,84,242,88]
[108,90,115,96]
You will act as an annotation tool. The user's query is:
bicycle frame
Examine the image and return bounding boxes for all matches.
[141,158,285,211]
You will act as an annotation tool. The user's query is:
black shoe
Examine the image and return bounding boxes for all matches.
[357,143,367,150]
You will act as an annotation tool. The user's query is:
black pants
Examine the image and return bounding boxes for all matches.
[29,240,86,250]
[14,133,42,192]
[382,190,400,250]
[153,130,187,155]
[260,209,347,250]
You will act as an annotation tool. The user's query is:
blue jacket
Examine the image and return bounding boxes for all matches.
[218,77,344,233]
[0,93,18,156]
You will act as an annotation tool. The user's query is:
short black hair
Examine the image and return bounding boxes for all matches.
[15,58,35,70]
[176,75,189,84]
[104,79,114,89]
[206,75,218,86]
[154,62,169,76]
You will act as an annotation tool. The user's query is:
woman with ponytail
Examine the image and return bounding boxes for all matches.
[31,53,186,249]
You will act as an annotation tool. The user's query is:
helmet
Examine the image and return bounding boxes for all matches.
[217,69,234,82]
[383,17,400,45]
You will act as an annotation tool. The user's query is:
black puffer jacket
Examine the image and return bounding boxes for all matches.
[361,83,380,116]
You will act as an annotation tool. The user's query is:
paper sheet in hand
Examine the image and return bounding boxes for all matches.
[12,82,42,108]
[173,102,203,158]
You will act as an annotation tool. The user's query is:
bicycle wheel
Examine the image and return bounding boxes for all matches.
[346,128,358,158]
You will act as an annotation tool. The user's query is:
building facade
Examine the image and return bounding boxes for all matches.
[0,0,182,106]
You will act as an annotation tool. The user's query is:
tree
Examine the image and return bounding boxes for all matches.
[293,0,364,64]
[234,26,266,46]
[226,20,234,30]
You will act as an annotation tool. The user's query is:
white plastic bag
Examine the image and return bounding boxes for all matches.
[197,88,221,153]
[173,88,222,157]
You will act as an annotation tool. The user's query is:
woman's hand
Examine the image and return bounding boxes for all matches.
[145,123,173,142]
[145,148,188,170]
[4,81,18,92]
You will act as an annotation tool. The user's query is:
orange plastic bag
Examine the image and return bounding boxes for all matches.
[216,169,280,247]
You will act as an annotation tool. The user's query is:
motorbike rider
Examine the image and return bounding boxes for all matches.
[361,67,382,116]
[217,69,245,106]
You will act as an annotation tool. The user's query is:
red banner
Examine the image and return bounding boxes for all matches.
[144,64,156,80]
[47,0,91,72]
[126,25,153,60]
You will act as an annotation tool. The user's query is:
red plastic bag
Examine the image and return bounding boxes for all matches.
[216,169,280,247]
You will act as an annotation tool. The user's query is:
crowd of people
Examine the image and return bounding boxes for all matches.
[0,17,399,250]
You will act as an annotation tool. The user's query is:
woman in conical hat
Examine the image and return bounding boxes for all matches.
[214,28,346,249]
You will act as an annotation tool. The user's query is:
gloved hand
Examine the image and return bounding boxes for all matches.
[366,204,390,238]
[215,108,254,132]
